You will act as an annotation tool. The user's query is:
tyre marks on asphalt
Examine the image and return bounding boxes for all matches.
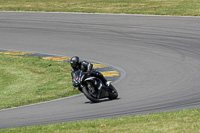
[0,50,120,82]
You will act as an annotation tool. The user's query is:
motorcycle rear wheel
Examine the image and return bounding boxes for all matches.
[108,85,118,100]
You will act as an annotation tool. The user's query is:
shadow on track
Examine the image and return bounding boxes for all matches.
[85,98,121,104]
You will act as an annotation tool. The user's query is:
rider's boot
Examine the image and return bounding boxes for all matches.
[93,70,113,91]
[101,77,110,89]
[105,81,114,92]
[105,81,111,87]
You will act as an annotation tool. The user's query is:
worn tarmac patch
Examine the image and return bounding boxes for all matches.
[0,50,121,83]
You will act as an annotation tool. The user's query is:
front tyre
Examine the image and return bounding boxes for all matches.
[82,81,100,103]
[108,85,118,100]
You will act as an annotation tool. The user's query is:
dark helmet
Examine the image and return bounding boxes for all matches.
[70,56,79,68]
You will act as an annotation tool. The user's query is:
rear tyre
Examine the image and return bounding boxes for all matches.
[82,81,100,103]
[108,85,118,100]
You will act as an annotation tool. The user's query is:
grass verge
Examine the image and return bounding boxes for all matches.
[0,54,79,109]
[1,108,200,132]
[0,0,199,16]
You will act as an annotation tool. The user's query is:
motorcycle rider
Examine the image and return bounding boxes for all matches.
[70,56,111,89]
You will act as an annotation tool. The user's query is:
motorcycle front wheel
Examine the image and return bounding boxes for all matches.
[82,81,100,103]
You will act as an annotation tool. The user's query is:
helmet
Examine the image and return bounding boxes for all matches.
[70,56,79,68]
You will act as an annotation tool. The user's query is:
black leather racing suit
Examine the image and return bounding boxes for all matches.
[71,61,108,87]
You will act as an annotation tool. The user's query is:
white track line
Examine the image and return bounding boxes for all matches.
[0,11,200,18]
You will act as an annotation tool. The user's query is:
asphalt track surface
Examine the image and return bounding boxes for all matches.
[0,12,200,129]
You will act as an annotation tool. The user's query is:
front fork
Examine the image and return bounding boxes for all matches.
[97,82,103,99]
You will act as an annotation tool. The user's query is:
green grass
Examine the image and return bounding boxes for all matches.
[1,108,200,132]
[0,0,200,16]
[0,54,80,109]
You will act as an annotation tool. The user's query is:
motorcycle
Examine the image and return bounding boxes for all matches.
[72,70,118,103]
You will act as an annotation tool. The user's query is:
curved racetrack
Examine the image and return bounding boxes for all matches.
[0,12,200,128]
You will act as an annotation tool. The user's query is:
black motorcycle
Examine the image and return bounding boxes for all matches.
[72,70,118,103]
